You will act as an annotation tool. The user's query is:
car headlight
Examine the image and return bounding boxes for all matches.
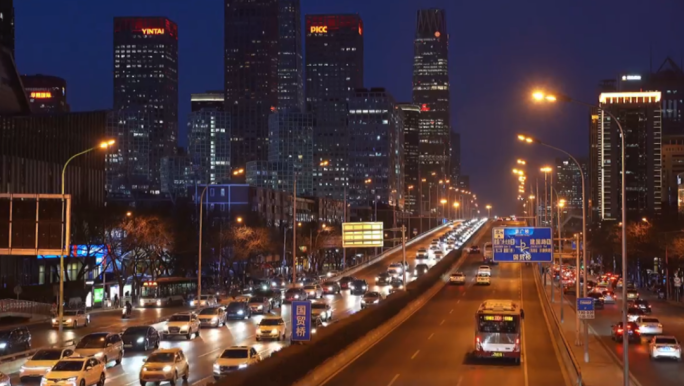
[66,377,78,382]
[182,324,190,330]
[237,310,244,315]
[211,317,218,322]
[257,305,263,310]
[361,299,366,303]
[271,329,278,334]
[272,282,277,286]
[362,286,367,289]
[373,300,379,304]
[213,364,220,370]
[349,285,355,289]
[311,328,317,334]
[156,300,162,306]
[137,337,145,343]
[52,318,56,323]
[413,270,418,275]
[163,365,173,373]
[238,364,248,369]
[294,295,299,299]
[139,299,145,306]
[66,319,72,323]
[189,300,195,307]
[375,277,379,281]
[94,352,104,357]
[0,342,7,349]
[328,287,333,291]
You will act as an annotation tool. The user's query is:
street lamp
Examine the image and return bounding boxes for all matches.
[485,204,492,218]
[58,140,115,334]
[519,133,588,352]
[232,168,245,176]
[517,159,526,165]
[237,217,243,223]
[532,88,627,373]
[126,211,132,217]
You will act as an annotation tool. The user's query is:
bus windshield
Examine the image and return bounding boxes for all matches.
[477,314,519,333]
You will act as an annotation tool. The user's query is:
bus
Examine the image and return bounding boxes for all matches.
[139,277,197,307]
[474,299,523,364]
[483,242,497,264]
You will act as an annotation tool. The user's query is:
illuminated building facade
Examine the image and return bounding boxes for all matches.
[21,74,70,113]
[348,88,404,210]
[555,157,587,212]
[305,14,364,200]
[661,135,684,216]
[109,17,179,197]
[278,0,304,111]
[0,0,13,58]
[398,103,420,214]
[224,0,279,170]
[412,9,451,215]
[191,90,224,112]
[187,92,232,185]
[595,92,662,221]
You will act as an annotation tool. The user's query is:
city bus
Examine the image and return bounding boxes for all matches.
[139,277,197,307]
[474,299,524,364]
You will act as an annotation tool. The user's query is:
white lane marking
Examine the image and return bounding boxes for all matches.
[387,374,400,386]
[456,300,460,304]
[440,319,445,326]
[456,376,463,386]
[411,350,420,359]
[450,308,454,314]
[198,346,224,358]
[428,332,434,340]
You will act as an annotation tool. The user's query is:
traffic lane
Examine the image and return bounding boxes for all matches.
[520,265,566,386]
[563,292,684,386]
[418,257,525,386]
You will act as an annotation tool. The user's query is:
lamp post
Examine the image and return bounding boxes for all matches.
[59,140,115,334]
[197,184,211,309]
[485,205,492,219]
[454,202,460,220]
[440,199,447,222]
[557,199,566,322]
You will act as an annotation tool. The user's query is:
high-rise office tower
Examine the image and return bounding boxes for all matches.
[348,88,404,209]
[278,0,304,111]
[305,14,364,200]
[21,74,70,113]
[108,17,179,197]
[555,157,587,212]
[0,0,14,58]
[398,103,420,214]
[594,91,662,221]
[224,0,279,171]
[412,9,451,214]
[188,92,231,185]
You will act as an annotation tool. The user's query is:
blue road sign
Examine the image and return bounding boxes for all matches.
[291,300,312,342]
[577,297,595,320]
[571,241,583,251]
[492,227,553,263]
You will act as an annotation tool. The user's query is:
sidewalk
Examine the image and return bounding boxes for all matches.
[538,273,640,386]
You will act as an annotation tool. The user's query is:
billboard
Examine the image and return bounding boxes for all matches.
[492,227,553,263]
[342,222,383,248]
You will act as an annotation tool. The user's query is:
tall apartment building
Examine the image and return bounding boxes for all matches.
[555,157,587,212]
[21,74,70,113]
[594,91,662,221]
[108,17,179,197]
[398,104,420,214]
[305,14,364,200]
[224,0,279,169]
[661,135,684,215]
[187,92,231,185]
[347,88,404,209]
[412,9,451,214]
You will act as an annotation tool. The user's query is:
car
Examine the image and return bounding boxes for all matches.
[325,270,339,278]
[303,284,323,299]
[255,316,287,341]
[74,332,124,366]
[627,307,646,322]
[139,348,189,386]
[197,307,227,327]
[0,327,31,354]
[225,302,252,320]
[161,313,201,339]
[349,279,368,295]
[593,285,608,294]
[469,245,480,254]
[360,292,383,309]
[445,241,455,251]
[477,265,491,277]
[284,288,308,303]
[295,276,318,287]
[592,298,605,310]
[0,372,9,386]
[375,272,392,285]
[321,281,341,295]
[429,246,441,256]
[602,290,616,304]
[390,278,404,290]
[338,276,356,290]
[121,326,161,351]
[213,346,261,378]
[189,295,217,308]
[630,299,652,314]
[389,262,405,273]
[42,357,105,386]
[387,267,402,278]
[52,309,90,329]
[252,288,283,309]
[20,348,75,383]
[310,316,327,335]
[416,248,428,258]
[585,280,597,292]
[449,272,466,285]
[637,317,663,335]
[649,336,681,360]
[247,296,271,314]
[611,322,641,343]
[269,277,287,290]
[476,274,491,285]
[311,302,333,322]
[433,250,444,261]
[414,264,429,277]
[626,289,639,300]
[415,253,429,265]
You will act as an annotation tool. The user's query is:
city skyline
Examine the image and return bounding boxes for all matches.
[12,0,684,214]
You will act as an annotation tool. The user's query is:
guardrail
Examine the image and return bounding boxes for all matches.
[0,299,52,317]
[533,267,583,386]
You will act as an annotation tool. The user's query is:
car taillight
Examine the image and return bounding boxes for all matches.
[617,328,623,333]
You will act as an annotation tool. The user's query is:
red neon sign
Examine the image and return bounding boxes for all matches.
[420,104,430,112]
[30,91,52,99]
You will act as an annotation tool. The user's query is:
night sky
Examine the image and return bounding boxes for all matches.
[15,0,684,215]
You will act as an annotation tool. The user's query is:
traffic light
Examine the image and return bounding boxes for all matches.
[38,199,62,250]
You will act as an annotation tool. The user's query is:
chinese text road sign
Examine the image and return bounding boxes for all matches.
[577,297,595,320]
[492,227,553,263]
[571,241,584,251]
[291,300,311,342]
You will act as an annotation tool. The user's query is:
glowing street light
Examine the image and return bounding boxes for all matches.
[233,168,245,176]
[517,159,526,165]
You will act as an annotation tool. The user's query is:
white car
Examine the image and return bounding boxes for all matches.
[388,262,404,274]
[52,309,90,328]
[213,346,261,378]
[387,268,401,278]
[255,316,287,341]
[429,246,441,256]
[649,336,681,360]
[197,307,227,327]
[303,284,323,299]
[476,274,491,285]
[449,272,466,285]
[433,251,444,261]
[477,265,491,277]
[162,313,201,340]
[74,333,124,366]
[311,302,333,322]
[637,317,663,335]
[602,291,616,304]
[139,348,190,385]
[190,295,217,308]
[42,357,105,386]
[20,348,75,383]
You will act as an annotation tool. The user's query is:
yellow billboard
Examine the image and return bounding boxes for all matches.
[342,222,384,248]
